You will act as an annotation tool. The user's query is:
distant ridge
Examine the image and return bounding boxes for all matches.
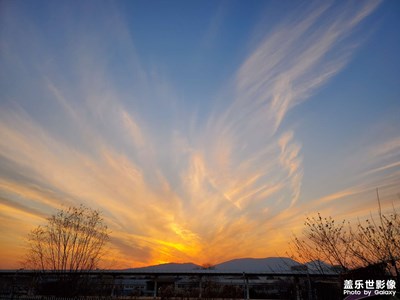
[215,257,301,272]
[124,257,315,273]
[125,262,201,272]
[305,260,335,272]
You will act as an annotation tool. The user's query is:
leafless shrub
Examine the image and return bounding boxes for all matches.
[290,190,399,280]
[25,205,109,272]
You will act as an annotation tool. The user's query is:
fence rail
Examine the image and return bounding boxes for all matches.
[0,297,160,300]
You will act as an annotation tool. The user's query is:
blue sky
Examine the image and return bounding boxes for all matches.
[0,0,399,268]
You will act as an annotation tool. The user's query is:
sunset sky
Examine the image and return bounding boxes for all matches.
[1,0,399,269]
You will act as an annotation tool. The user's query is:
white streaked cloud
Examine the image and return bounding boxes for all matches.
[235,1,381,132]
[368,136,400,161]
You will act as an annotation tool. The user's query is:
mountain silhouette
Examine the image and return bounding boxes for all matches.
[124,257,314,273]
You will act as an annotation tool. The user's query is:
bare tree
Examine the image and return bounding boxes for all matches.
[290,213,352,271]
[25,205,109,272]
[350,192,399,277]
[201,263,215,270]
[290,192,399,282]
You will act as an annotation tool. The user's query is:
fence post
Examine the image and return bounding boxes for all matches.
[153,276,158,299]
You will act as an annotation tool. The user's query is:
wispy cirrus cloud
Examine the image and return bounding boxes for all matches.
[363,135,400,177]
[0,1,385,268]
